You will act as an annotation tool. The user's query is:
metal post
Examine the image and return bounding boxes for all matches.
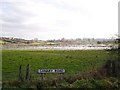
[41,73,44,80]
[60,73,63,81]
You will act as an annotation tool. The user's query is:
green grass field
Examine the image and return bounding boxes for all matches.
[2,50,111,81]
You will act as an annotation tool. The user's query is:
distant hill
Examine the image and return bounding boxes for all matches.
[0,37,117,46]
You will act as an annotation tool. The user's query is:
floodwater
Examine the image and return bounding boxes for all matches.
[2,45,111,50]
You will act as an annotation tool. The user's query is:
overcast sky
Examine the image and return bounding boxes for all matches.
[0,0,119,40]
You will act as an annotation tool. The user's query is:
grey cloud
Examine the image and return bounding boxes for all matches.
[1,1,35,24]
[1,1,41,35]
[2,22,56,33]
[2,15,25,24]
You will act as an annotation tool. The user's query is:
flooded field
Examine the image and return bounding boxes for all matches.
[2,45,111,50]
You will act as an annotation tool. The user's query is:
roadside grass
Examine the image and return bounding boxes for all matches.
[2,77,119,88]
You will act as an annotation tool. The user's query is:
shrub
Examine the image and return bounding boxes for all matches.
[92,79,114,88]
[36,81,45,89]
[56,81,70,88]
[72,79,95,88]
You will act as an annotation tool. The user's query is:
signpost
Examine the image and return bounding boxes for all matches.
[38,69,65,80]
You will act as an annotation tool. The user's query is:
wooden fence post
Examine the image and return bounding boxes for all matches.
[105,60,120,76]
[118,60,120,77]
[18,65,23,81]
[25,64,30,80]
[112,60,115,75]
[105,60,112,76]
[115,60,120,77]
